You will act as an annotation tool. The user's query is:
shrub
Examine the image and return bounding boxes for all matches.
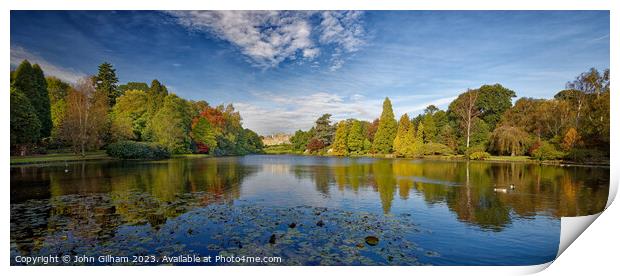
[468,151,491,160]
[531,141,564,161]
[464,144,487,159]
[564,148,606,163]
[423,142,454,156]
[106,141,170,160]
[306,138,325,153]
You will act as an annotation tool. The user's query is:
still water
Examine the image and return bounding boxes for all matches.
[10,155,609,265]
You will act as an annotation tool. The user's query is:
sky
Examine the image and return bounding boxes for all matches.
[10,11,609,135]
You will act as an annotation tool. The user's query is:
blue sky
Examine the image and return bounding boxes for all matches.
[10,11,609,135]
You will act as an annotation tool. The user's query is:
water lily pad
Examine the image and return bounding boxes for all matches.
[365,236,379,246]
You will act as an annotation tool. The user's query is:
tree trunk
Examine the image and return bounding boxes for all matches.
[466,119,471,149]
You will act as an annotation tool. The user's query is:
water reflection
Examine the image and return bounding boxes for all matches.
[10,155,609,264]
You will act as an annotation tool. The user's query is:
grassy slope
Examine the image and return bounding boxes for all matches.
[10,151,110,165]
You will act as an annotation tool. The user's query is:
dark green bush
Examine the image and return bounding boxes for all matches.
[106,141,170,160]
[423,142,454,156]
[565,148,607,163]
[531,142,564,161]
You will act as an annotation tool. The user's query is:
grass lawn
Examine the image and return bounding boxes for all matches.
[10,151,111,165]
[485,155,533,162]
[264,144,295,154]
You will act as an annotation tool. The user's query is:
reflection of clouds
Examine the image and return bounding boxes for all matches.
[261,163,291,175]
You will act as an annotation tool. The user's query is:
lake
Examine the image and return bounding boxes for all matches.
[10,155,609,265]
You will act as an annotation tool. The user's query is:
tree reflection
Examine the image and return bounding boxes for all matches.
[10,156,610,258]
[10,158,258,256]
[296,158,608,230]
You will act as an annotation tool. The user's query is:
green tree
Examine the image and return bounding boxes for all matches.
[476,84,516,129]
[414,122,425,155]
[290,129,312,152]
[46,76,70,139]
[347,120,365,154]
[10,87,41,155]
[149,94,192,153]
[94,62,120,107]
[422,112,436,143]
[372,97,397,153]
[110,90,148,141]
[402,122,423,157]
[393,114,411,156]
[142,79,170,140]
[31,64,52,138]
[191,117,218,152]
[12,60,52,138]
[239,128,264,154]
[148,79,169,112]
[313,114,335,146]
[449,89,481,151]
[331,121,349,156]
[118,82,149,94]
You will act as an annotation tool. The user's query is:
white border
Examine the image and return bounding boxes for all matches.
[3,1,617,275]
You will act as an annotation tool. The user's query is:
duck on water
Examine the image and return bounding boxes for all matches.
[493,184,515,193]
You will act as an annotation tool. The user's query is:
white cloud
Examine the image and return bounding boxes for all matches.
[11,45,85,83]
[396,96,457,116]
[319,11,365,52]
[166,11,366,70]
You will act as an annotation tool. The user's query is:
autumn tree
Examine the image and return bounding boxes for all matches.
[191,117,218,153]
[372,97,397,153]
[393,114,411,156]
[402,122,423,157]
[561,127,580,151]
[490,124,531,156]
[331,121,349,156]
[347,120,365,154]
[306,138,325,153]
[365,118,379,142]
[61,77,109,156]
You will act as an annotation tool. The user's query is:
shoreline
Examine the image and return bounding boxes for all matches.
[10,151,609,168]
[260,151,610,167]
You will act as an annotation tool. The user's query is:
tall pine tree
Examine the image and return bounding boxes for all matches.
[10,87,41,155]
[331,120,349,156]
[372,97,397,154]
[31,64,52,137]
[393,114,411,156]
[12,60,52,138]
[95,62,120,107]
[347,120,364,154]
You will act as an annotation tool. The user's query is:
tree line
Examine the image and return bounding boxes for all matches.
[10,60,264,157]
[289,68,610,162]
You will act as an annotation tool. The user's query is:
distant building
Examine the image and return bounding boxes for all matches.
[262,133,291,146]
